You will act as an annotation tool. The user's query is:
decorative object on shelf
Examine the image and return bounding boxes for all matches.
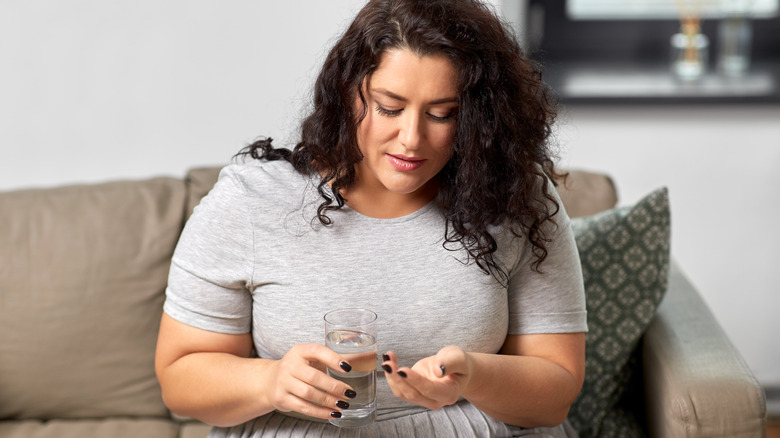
[717,1,754,77]
[671,0,709,81]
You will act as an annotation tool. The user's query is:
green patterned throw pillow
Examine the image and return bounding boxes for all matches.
[567,187,671,438]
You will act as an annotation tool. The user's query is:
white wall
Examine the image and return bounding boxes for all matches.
[2,1,779,388]
[556,104,780,388]
[0,0,365,190]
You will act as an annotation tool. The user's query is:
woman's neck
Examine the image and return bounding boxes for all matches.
[340,179,439,219]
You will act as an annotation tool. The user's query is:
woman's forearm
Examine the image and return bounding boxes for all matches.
[158,352,276,427]
[462,352,583,428]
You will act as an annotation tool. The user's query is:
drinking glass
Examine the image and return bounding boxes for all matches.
[324,308,377,427]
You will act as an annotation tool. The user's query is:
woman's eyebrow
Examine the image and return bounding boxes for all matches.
[371,88,458,105]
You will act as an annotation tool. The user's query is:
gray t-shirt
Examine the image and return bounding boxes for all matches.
[163,159,587,437]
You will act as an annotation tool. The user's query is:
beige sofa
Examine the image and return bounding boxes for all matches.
[0,167,766,437]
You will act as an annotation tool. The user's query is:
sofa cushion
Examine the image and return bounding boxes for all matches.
[566,187,671,437]
[179,421,214,438]
[0,177,186,420]
[0,418,179,438]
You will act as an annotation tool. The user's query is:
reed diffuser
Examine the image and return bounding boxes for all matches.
[671,0,709,81]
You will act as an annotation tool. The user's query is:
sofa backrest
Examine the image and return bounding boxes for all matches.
[0,177,186,421]
[184,167,222,219]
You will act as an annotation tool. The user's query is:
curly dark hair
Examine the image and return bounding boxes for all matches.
[238,0,562,279]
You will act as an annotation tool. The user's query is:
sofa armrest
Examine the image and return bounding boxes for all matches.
[642,261,766,437]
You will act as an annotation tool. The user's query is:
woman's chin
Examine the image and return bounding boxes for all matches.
[381,179,428,197]
[371,171,439,199]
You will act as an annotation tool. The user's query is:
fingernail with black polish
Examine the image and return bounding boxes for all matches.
[336,400,350,409]
[331,411,342,419]
[382,364,392,374]
[345,389,357,399]
[397,370,407,378]
[440,365,446,377]
[382,353,390,362]
[339,361,352,372]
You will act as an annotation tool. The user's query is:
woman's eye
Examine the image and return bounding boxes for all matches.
[426,112,456,123]
[375,104,456,123]
[375,105,401,117]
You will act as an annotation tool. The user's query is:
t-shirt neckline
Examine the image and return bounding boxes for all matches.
[314,174,439,224]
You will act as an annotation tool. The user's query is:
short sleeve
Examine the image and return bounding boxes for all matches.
[163,165,254,334]
[507,190,588,335]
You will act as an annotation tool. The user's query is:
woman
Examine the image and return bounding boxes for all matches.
[155,0,587,436]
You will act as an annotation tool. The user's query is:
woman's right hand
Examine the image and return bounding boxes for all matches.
[156,314,356,427]
[261,343,358,421]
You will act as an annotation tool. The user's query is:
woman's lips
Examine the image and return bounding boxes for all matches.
[387,154,426,171]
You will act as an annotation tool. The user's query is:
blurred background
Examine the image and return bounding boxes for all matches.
[1,0,778,414]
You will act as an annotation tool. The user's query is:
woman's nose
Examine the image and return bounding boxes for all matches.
[399,112,422,149]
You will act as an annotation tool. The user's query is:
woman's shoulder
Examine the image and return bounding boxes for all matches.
[218,158,313,196]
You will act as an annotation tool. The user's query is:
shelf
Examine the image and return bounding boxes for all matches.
[542,60,780,104]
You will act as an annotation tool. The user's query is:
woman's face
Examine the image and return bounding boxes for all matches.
[353,48,458,204]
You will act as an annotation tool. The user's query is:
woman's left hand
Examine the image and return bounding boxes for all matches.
[382,346,474,410]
